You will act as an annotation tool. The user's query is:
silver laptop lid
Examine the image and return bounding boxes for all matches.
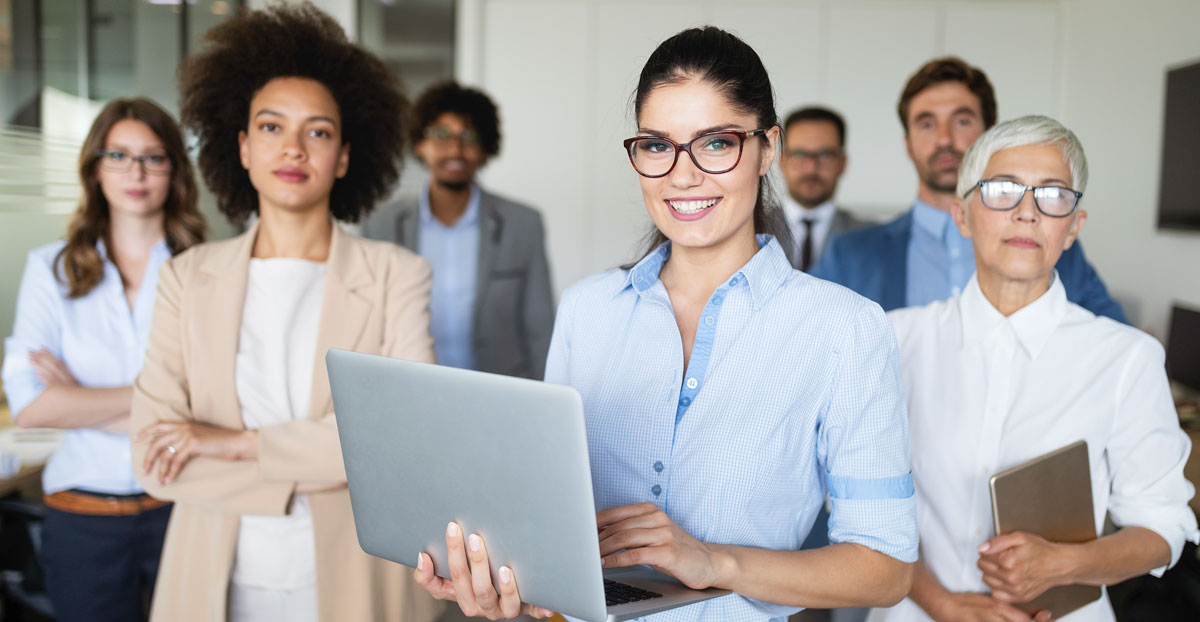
[326,349,608,621]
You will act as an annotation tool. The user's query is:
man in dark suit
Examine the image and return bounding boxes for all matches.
[778,106,870,271]
[362,81,555,378]
[813,58,1126,323]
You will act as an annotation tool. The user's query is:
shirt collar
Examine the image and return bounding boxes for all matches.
[781,195,836,226]
[959,271,1067,360]
[622,234,793,310]
[911,198,954,242]
[418,183,481,228]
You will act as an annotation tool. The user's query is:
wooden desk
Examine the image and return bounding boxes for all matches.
[1185,428,1200,517]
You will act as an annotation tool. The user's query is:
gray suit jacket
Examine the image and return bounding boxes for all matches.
[362,189,555,379]
[787,206,872,270]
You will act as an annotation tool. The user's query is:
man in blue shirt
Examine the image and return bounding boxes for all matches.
[813,58,1127,323]
[362,82,555,378]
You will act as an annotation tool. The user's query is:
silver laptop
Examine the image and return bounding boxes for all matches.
[989,440,1101,618]
[326,349,730,622]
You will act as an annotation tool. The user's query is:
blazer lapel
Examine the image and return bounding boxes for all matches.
[880,210,913,311]
[472,192,502,322]
[192,222,258,430]
[307,224,374,419]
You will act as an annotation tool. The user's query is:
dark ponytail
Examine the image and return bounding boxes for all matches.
[627,26,793,264]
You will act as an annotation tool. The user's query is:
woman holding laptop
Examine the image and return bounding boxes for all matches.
[875,116,1198,622]
[415,26,919,620]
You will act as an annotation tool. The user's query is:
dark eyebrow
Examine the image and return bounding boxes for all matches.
[950,106,979,118]
[635,124,744,139]
[253,109,339,126]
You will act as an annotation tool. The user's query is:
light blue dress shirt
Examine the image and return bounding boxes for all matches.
[545,236,917,621]
[906,199,974,307]
[419,184,481,370]
[2,239,170,495]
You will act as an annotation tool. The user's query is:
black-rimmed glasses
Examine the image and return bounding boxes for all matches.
[96,149,172,175]
[623,129,769,178]
[968,179,1082,217]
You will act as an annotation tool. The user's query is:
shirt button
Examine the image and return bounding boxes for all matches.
[679,396,692,407]
[950,248,960,257]
[712,296,724,305]
[952,287,961,296]
[685,378,698,389]
[654,461,664,473]
[704,316,715,326]
[651,485,662,496]
[728,277,739,286]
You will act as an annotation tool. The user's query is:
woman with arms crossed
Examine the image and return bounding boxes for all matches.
[130,5,441,622]
[2,98,204,621]
[876,116,1198,622]
[415,27,918,621]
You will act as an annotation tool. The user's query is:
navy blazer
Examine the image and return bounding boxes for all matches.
[812,208,1128,324]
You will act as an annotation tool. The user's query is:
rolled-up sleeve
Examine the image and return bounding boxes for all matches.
[2,248,62,419]
[1106,336,1199,575]
[820,299,918,562]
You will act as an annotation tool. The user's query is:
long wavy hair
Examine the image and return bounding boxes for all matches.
[55,98,205,298]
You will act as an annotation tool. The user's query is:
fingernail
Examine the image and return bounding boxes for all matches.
[469,533,481,551]
[600,557,607,567]
[499,566,511,584]
[447,521,458,537]
[417,553,424,570]
[978,543,989,553]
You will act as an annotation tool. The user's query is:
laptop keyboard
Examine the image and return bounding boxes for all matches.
[604,579,664,607]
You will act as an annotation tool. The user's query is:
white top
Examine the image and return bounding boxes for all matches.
[781,197,836,262]
[874,273,1199,622]
[231,258,326,590]
[2,239,170,495]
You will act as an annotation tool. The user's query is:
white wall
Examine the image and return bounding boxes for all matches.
[463,0,1200,337]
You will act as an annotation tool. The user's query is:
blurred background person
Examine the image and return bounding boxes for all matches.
[778,106,868,272]
[363,81,554,379]
[2,97,205,621]
[128,5,441,622]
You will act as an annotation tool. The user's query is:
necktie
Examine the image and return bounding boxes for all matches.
[800,218,816,272]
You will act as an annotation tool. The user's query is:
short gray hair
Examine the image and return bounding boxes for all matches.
[956,115,1089,201]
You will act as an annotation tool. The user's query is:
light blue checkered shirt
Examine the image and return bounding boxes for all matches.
[545,236,917,621]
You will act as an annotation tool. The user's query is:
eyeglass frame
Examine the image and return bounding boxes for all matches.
[622,128,770,178]
[782,147,844,166]
[95,148,173,176]
[423,125,481,147]
[965,179,1083,218]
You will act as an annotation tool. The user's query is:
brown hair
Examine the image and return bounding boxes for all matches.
[55,98,205,298]
[897,57,997,134]
[179,3,409,224]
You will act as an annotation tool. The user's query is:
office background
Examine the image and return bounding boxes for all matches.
[1,0,1197,360]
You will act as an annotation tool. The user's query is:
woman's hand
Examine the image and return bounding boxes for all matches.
[934,592,1048,622]
[977,532,1072,605]
[30,349,79,387]
[596,502,725,590]
[413,521,555,620]
[135,422,258,485]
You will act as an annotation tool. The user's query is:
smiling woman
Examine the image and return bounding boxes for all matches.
[414,26,918,622]
[126,4,442,622]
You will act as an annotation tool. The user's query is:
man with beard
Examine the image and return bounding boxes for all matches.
[812,57,1126,322]
[363,81,555,378]
[778,106,869,271]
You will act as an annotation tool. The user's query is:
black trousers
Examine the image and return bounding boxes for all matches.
[40,503,171,622]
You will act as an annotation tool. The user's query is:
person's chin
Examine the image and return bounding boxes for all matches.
[434,177,472,192]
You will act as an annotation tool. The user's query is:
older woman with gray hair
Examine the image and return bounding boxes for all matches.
[871,115,1198,622]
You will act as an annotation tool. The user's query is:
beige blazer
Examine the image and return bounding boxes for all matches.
[131,222,443,622]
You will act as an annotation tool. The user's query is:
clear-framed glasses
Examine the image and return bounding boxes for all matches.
[623,129,769,178]
[784,147,843,166]
[424,125,481,147]
[96,149,172,175]
[968,179,1082,217]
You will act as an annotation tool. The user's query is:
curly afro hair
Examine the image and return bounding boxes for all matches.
[179,3,408,224]
[411,81,501,159]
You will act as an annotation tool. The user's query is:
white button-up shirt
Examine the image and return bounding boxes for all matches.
[3,239,170,495]
[875,273,1198,622]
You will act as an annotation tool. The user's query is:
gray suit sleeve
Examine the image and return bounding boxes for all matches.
[521,213,556,379]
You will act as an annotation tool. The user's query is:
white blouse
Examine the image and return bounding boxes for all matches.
[231,258,326,591]
[876,273,1198,622]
